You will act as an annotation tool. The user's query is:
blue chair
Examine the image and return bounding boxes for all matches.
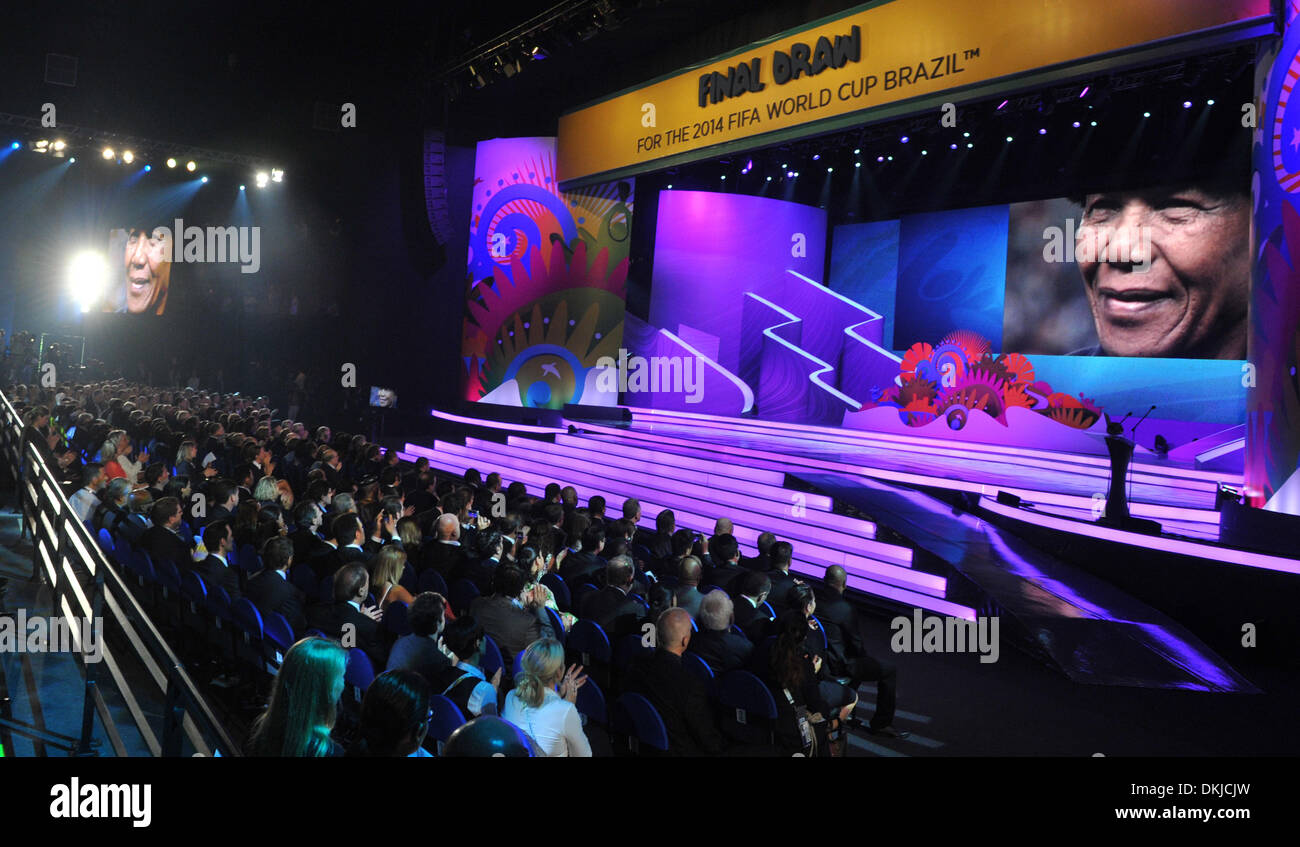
[544,606,566,644]
[345,648,376,697]
[154,558,181,598]
[762,600,776,619]
[810,615,829,651]
[567,619,611,665]
[318,577,335,604]
[238,544,258,569]
[232,598,264,646]
[613,633,653,669]
[575,674,607,727]
[682,651,715,685]
[96,527,115,556]
[263,611,296,663]
[612,692,670,753]
[701,584,725,596]
[206,585,233,625]
[181,570,208,610]
[540,572,570,611]
[385,601,412,637]
[399,562,417,592]
[449,579,480,617]
[691,618,698,632]
[717,669,778,744]
[427,694,467,754]
[417,569,449,596]
[480,634,504,679]
[571,582,599,614]
[513,649,526,677]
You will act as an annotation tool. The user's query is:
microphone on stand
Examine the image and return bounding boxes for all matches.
[1130,405,1157,440]
[1106,411,1133,436]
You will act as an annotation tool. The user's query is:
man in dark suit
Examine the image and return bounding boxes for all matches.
[140,497,194,574]
[815,565,907,738]
[640,509,676,562]
[312,513,368,584]
[385,590,453,686]
[289,501,329,563]
[421,513,467,577]
[468,565,554,661]
[765,541,799,615]
[246,536,307,634]
[559,524,606,587]
[307,562,387,668]
[732,571,775,644]
[194,519,241,601]
[672,555,706,620]
[702,533,745,594]
[202,480,239,529]
[626,608,725,756]
[454,530,502,595]
[741,531,776,571]
[578,556,646,640]
[687,590,753,674]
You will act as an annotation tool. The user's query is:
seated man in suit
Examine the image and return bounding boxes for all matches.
[468,565,554,661]
[246,536,307,634]
[289,501,329,563]
[732,571,775,644]
[386,590,454,686]
[202,480,239,529]
[118,489,153,547]
[578,555,647,640]
[765,541,799,615]
[194,519,241,601]
[312,513,368,584]
[814,566,907,738]
[687,590,753,674]
[431,615,501,718]
[558,524,606,587]
[625,608,725,756]
[639,509,676,562]
[454,530,503,595]
[702,533,745,594]
[741,531,776,572]
[140,496,195,574]
[307,562,388,669]
[672,555,706,620]
[420,513,466,577]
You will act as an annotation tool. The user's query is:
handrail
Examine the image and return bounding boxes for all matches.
[0,388,241,757]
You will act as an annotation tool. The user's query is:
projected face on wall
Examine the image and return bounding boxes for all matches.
[109,226,172,315]
[1075,184,1250,359]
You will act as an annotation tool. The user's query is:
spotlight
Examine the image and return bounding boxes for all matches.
[271,169,283,183]
[812,154,820,161]
[1006,136,1013,142]
[102,147,114,159]
[827,167,833,173]
[240,184,246,191]
[997,100,1008,110]
[68,250,108,313]
[950,143,958,149]
[52,139,66,151]
[1090,120,1097,126]
[877,156,884,162]
[143,164,151,172]
[1143,111,1151,118]
[122,150,134,164]
[963,131,970,137]
[782,163,787,169]
[721,174,726,180]
[766,176,772,181]
[33,140,49,153]
[201,176,209,183]
[1207,99,1215,106]
[255,171,270,188]
[854,162,861,167]
[1079,86,1090,98]
[166,157,177,168]
[186,160,196,172]
[965,143,972,149]
[9,141,18,150]
[666,184,672,189]
[1073,121,1081,127]
[69,157,76,163]
[900,136,909,143]
[888,155,894,161]
[1182,100,1192,109]
[853,148,860,155]
[1038,128,1047,135]
[921,150,927,155]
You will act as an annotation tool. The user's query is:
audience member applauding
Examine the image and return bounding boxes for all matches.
[433,616,501,718]
[503,639,591,757]
[246,637,347,757]
[307,562,387,668]
[470,565,555,660]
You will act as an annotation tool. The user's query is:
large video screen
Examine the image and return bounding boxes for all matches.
[103,227,175,315]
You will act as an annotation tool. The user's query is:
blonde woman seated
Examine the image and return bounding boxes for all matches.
[502,639,591,757]
[370,545,415,610]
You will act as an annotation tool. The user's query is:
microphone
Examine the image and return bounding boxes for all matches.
[1130,405,1156,439]
[1106,411,1133,436]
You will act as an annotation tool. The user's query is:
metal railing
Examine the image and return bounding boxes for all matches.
[0,389,240,756]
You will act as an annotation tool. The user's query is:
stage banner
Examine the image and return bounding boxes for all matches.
[461,137,633,409]
[557,0,1270,184]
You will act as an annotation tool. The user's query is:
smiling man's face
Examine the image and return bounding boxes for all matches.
[1076,186,1250,359]
[123,227,172,314]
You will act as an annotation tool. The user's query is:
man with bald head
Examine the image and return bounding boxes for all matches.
[626,608,725,756]
[814,565,907,738]
[673,555,706,619]
[421,511,467,577]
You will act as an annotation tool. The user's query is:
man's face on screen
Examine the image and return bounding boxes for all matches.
[123,227,172,314]
[1075,187,1250,359]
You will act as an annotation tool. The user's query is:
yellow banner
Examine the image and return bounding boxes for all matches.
[557,0,1269,183]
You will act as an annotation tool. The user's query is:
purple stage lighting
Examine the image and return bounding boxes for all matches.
[1079,86,1090,98]
[997,100,1008,110]
[900,136,909,143]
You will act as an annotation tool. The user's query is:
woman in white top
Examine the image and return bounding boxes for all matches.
[502,639,591,757]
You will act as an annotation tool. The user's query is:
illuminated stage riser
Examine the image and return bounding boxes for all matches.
[566,420,1221,526]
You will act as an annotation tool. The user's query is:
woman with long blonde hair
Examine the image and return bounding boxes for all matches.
[370,545,415,610]
[502,639,590,757]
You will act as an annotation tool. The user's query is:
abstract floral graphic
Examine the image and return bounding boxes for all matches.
[870,330,1102,430]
